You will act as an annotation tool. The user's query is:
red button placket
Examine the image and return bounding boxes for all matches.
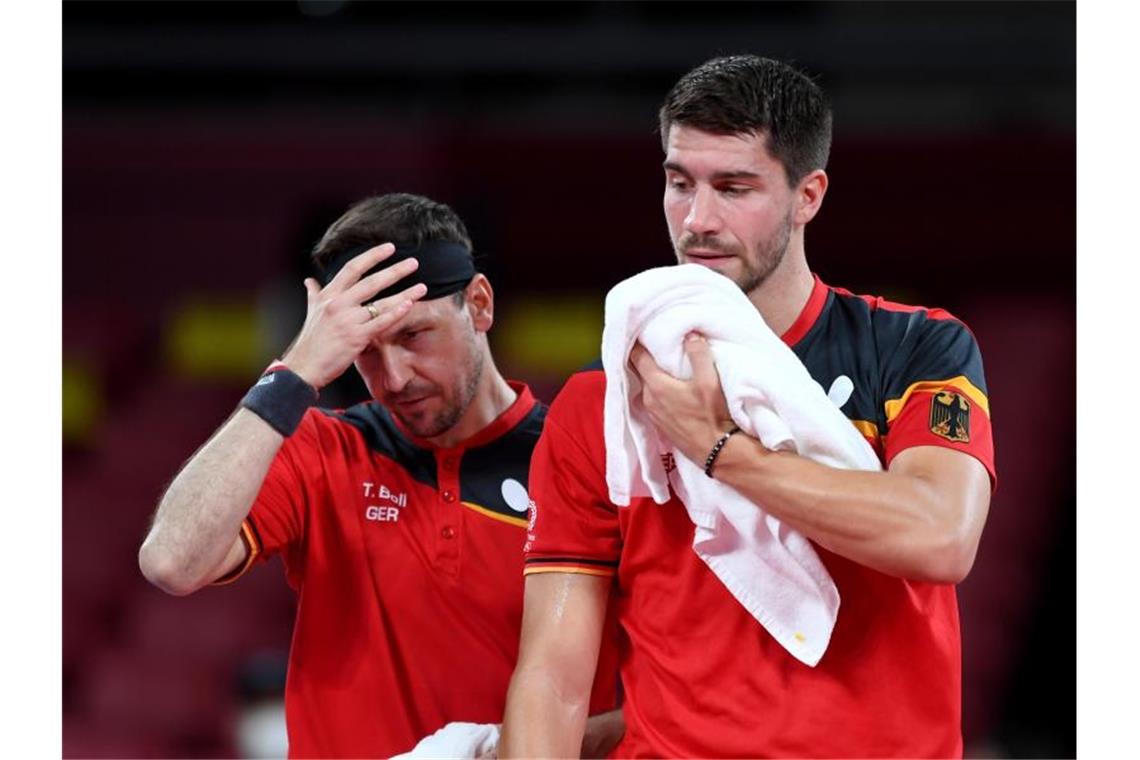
[435,447,463,576]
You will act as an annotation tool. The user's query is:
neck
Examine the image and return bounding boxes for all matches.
[745,234,815,337]
[428,353,517,449]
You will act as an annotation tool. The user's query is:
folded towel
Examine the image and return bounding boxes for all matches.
[390,721,500,759]
[601,264,882,666]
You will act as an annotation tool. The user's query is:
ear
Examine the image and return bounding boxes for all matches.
[465,273,495,333]
[793,169,829,226]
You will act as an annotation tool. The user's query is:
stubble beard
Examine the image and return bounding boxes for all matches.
[736,210,794,295]
[396,338,485,439]
[675,209,795,296]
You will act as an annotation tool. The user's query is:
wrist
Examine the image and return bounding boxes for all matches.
[278,350,324,390]
[711,432,776,482]
[703,425,742,478]
[240,361,319,437]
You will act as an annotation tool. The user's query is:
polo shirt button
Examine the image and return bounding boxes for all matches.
[441,526,456,539]
[442,456,456,470]
[442,490,456,503]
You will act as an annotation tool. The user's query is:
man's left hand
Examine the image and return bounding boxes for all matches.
[628,333,737,465]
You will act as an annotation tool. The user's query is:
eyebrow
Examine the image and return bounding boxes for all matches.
[662,161,762,181]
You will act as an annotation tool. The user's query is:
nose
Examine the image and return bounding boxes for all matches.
[376,345,414,394]
[684,185,722,236]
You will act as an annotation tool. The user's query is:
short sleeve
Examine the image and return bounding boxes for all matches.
[881,315,996,486]
[524,373,622,579]
[213,408,321,585]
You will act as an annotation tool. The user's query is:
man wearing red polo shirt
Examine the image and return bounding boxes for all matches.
[140,193,620,758]
[501,56,995,758]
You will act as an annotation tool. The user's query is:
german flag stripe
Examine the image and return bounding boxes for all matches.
[461,501,528,528]
[526,556,618,568]
[211,519,259,586]
[523,565,616,578]
[884,375,990,424]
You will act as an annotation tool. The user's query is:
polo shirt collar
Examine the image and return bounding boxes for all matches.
[780,273,829,348]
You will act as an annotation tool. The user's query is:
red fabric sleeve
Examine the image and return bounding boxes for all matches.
[213,409,322,584]
[524,373,621,578]
[882,318,996,487]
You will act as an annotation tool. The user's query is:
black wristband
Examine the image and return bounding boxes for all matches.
[704,426,741,478]
[240,366,319,437]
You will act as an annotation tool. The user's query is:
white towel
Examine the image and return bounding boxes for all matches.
[601,264,882,667]
[390,721,500,759]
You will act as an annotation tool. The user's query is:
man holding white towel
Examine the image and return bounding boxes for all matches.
[501,55,995,758]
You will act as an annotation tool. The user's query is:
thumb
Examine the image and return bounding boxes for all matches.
[303,277,321,302]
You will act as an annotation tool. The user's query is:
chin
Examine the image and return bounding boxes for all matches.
[408,409,462,439]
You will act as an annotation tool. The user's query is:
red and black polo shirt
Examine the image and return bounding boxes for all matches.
[221,381,618,758]
[525,275,995,758]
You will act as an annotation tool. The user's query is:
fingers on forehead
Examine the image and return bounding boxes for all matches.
[358,258,416,286]
[341,244,394,278]
[347,259,420,301]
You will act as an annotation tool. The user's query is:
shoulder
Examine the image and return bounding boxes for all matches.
[311,400,422,461]
[548,360,606,424]
[827,285,987,401]
[828,284,973,340]
[827,286,980,362]
[314,399,390,437]
[513,397,549,440]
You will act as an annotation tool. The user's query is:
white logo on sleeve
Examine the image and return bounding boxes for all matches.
[501,478,531,513]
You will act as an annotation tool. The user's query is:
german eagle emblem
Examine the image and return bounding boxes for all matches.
[929,391,970,443]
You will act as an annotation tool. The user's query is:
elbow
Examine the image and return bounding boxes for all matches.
[138,540,201,597]
[920,528,981,585]
[922,555,972,585]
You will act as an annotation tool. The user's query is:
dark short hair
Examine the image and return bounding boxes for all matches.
[658,55,832,185]
[312,192,474,271]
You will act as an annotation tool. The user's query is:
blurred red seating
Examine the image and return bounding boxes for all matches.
[71,648,233,756]
[63,715,169,759]
[122,581,292,674]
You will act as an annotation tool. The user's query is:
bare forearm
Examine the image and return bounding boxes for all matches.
[500,667,590,758]
[713,435,969,582]
[139,408,284,594]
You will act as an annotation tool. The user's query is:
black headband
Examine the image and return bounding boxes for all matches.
[319,240,476,301]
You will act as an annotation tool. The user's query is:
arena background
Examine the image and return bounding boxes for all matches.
[62,2,1075,757]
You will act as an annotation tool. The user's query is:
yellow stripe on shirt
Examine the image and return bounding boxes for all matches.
[523,564,616,578]
[461,501,529,528]
[884,375,990,424]
[850,419,879,440]
[212,519,259,586]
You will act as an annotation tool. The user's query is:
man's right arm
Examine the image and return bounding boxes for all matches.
[139,242,427,596]
[138,408,285,596]
[499,572,611,758]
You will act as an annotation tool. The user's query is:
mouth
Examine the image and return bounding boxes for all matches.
[683,250,735,266]
[392,395,432,411]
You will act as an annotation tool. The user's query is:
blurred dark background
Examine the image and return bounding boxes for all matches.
[62,1,1075,757]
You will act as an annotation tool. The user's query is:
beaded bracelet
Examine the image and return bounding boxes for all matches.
[704,426,741,478]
